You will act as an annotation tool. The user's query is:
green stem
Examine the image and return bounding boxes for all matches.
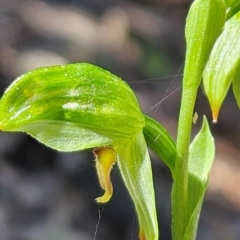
[172,83,198,239]
[171,3,225,236]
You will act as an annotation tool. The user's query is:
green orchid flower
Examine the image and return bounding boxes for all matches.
[0,63,162,240]
[203,11,240,122]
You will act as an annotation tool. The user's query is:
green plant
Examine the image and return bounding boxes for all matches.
[0,0,239,239]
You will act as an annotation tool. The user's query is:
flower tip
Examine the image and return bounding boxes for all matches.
[95,192,111,203]
[139,232,146,240]
[212,111,218,124]
[212,118,218,124]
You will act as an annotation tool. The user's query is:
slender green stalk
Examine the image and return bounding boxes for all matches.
[172,80,199,239]
[172,1,226,238]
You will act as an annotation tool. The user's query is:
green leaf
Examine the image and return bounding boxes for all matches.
[188,117,215,181]
[225,0,240,19]
[203,12,240,122]
[0,63,144,151]
[232,65,240,108]
[117,132,159,240]
[143,115,176,176]
[183,195,204,240]
[185,116,215,240]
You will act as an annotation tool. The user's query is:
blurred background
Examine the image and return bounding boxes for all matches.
[0,0,240,239]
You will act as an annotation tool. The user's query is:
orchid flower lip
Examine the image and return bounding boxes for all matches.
[93,145,117,203]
